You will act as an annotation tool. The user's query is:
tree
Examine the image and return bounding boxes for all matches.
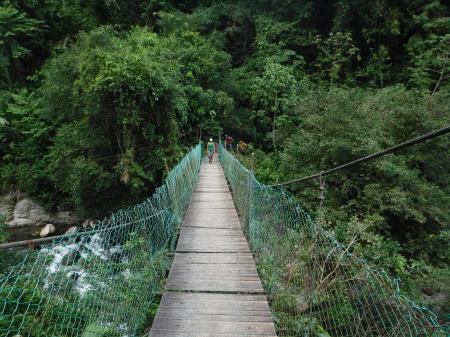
[314,32,359,87]
[406,1,450,94]
[249,62,297,150]
[0,6,43,85]
[279,85,450,276]
[34,26,188,212]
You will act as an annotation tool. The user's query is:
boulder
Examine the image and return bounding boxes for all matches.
[8,198,50,227]
[68,271,81,281]
[39,224,56,238]
[82,219,95,229]
[65,226,78,234]
[6,197,83,229]
[55,211,81,225]
[61,250,80,265]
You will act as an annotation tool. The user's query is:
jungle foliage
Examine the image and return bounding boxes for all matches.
[0,0,448,325]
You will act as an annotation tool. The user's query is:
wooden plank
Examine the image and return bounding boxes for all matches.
[190,190,230,195]
[177,241,250,248]
[183,218,240,224]
[199,173,226,177]
[150,332,277,337]
[184,211,239,216]
[183,211,239,217]
[151,319,276,335]
[196,179,228,184]
[171,253,255,264]
[193,182,226,186]
[180,228,245,234]
[155,312,274,323]
[183,213,240,220]
[168,266,259,277]
[179,226,243,233]
[176,244,250,253]
[168,265,258,272]
[190,194,232,202]
[183,216,240,223]
[177,236,248,243]
[177,235,247,242]
[166,279,264,292]
[176,243,250,251]
[157,305,269,316]
[182,222,242,229]
[198,173,225,176]
[169,261,257,269]
[184,209,239,216]
[182,219,241,226]
[172,264,257,270]
[193,188,230,193]
[185,207,238,212]
[198,177,227,180]
[167,276,262,283]
[161,292,268,302]
[179,227,244,237]
[187,201,236,209]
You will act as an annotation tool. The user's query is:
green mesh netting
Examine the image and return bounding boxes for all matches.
[219,145,446,337]
[0,144,201,337]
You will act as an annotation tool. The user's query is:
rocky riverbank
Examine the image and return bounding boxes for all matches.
[1,193,93,242]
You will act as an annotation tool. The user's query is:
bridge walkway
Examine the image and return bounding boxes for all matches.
[149,155,277,337]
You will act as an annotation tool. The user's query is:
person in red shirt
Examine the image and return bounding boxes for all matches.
[225,135,234,151]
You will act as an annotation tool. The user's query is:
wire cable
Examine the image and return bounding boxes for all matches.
[270,125,450,187]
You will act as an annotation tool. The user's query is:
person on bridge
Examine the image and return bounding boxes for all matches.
[225,134,234,151]
[207,138,215,164]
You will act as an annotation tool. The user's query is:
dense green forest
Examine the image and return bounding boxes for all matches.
[0,0,448,322]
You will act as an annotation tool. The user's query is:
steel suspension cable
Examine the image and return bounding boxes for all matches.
[270,125,450,187]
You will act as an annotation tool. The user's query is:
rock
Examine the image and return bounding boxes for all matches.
[0,192,16,221]
[68,271,81,281]
[8,198,50,227]
[6,196,83,231]
[61,250,80,265]
[82,219,95,229]
[40,224,56,238]
[65,226,78,234]
[54,211,81,225]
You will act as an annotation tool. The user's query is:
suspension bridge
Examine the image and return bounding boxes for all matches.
[149,155,276,337]
[0,142,446,337]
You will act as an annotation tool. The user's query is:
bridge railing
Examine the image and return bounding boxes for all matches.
[0,144,202,337]
[219,145,444,337]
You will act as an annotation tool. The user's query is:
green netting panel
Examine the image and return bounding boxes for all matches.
[219,145,446,337]
[0,144,202,337]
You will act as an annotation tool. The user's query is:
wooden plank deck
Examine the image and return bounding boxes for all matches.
[149,155,277,337]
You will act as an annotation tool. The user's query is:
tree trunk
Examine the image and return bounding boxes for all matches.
[431,65,446,96]
[273,91,278,150]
